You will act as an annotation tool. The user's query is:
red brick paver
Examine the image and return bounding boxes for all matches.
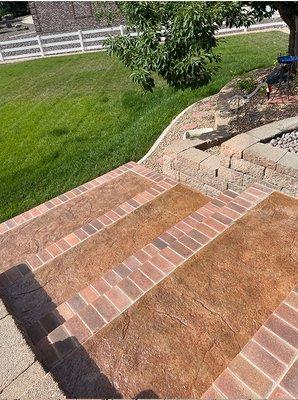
[202,287,298,399]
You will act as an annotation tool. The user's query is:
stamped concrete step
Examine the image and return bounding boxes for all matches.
[0,162,158,273]
[1,180,210,344]
[202,286,298,400]
[48,190,296,399]
[33,184,273,370]
[0,175,177,290]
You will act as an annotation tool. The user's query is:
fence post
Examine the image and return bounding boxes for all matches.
[0,50,3,62]
[78,30,84,52]
[244,27,248,33]
[37,35,44,57]
[120,25,124,36]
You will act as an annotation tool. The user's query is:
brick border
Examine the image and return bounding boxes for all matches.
[202,287,298,399]
[34,183,272,370]
[0,161,168,236]
[0,162,137,236]
[0,167,177,289]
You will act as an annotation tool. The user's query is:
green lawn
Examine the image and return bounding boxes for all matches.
[0,31,288,222]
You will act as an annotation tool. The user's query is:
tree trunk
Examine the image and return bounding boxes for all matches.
[289,26,295,56]
[295,15,298,57]
[275,2,297,56]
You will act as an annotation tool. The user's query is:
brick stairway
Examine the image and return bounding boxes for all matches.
[0,162,296,399]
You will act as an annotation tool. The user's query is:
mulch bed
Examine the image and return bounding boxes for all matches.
[142,68,297,172]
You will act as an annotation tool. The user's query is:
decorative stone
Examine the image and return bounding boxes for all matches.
[179,123,198,132]
[231,157,265,179]
[221,134,259,157]
[218,166,243,185]
[270,130,298,154]
[243,143,287,169]
[200,155,220,176]
[276,153,298,178]
[184,127,214,140]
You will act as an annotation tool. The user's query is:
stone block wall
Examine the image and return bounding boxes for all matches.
[29,1,125,34]
[163,117,298,197]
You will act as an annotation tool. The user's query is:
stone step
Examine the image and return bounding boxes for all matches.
[0,174,177,290]
[1,173,210,347]
[34,184,272,370]
[0,162,156,273]
[201,286,298,400]
[29,188,234,347]
[49,187,296,399]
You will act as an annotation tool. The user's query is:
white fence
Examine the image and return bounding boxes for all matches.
[0,20,287,63]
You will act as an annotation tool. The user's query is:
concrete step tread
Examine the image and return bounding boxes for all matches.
[1,162,158,272]
[0,174,177,289]
[2,172,209,348]
[34,183,271,370]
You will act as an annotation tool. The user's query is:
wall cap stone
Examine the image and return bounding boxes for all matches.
[221,134,259,157]
[243,142,288,169]
[246,116,298,141]
[276,152,298,178]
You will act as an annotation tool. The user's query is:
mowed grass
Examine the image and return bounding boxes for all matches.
[0,31,287,222]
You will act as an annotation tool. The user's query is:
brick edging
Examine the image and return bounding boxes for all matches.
[0,166,177,288]
[0,162,137,236]
[202,287,298,400]
[34,183,272,370]
[0,161,171,236]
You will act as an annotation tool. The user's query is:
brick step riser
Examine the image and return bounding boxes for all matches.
[0,166,177,290]
[35,183,272,370]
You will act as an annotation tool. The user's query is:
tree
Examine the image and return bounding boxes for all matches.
[104,1,296,92]
[0,2,29,18]
[273,2,298,56]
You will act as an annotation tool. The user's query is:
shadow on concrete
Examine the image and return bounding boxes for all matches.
[0,268,123,398]
[135,389,159,398]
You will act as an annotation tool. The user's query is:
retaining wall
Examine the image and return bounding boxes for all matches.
[163,117,298,197]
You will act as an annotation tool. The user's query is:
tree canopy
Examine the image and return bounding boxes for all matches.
[104,1,297,92]
[0,1,29,17]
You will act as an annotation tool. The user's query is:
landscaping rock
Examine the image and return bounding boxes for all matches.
[270,130,298,154]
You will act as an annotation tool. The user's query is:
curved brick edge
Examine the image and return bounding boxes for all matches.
[202,287,298,400]
[0,166,177,289]
[0,162,138,236]
[33,183,272,370]
[139,100,207,164]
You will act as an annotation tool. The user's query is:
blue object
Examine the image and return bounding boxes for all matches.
[277,55,298,64]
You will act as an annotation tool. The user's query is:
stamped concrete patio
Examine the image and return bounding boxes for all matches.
[0,162,297,399]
